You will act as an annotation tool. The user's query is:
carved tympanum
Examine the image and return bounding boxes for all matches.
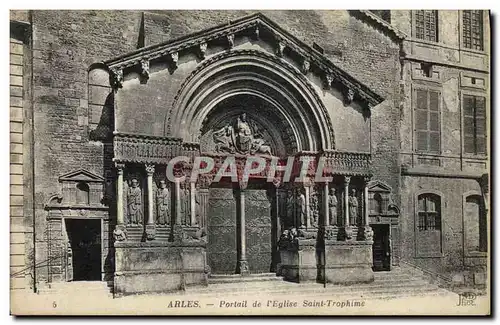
[212,113,272,155]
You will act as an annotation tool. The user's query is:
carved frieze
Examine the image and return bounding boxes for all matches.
[113,133,183,164]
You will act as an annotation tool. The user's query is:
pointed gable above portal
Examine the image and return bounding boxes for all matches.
[59,169,105,183]
[368,180,392,193]
[103,12,385,109]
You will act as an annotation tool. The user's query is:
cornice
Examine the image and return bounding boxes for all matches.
[102,12,385,108]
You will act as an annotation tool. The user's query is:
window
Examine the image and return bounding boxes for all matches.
[463,10,484,51]
[415,89,440,153]
[464,95,486,155]
[418,194,441,231]
[465,195,487,253]
[416,193,443,257]
[76,182,90,205]
[371,193,383,214]
[415,10,438,42]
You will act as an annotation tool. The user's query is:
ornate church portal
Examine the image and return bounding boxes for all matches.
[105,14,385,296]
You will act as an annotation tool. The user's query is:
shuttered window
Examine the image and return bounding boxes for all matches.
[418,194,441,231]
[415,89,440,153]
[415,10,438,42]
[464,95,486,155]
[463,10,484,51]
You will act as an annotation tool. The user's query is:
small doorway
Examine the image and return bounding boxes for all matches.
[372,224,390,271]
[66,219,102,281]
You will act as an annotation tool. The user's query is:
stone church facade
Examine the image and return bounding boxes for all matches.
[9,10,489,295]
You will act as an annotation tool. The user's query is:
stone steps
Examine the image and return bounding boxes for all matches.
[209,273,282,284]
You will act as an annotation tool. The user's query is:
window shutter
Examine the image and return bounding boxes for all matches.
[463,95,475,154]
[475,97,486,154]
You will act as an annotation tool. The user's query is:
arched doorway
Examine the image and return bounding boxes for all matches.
[167,50,335,275]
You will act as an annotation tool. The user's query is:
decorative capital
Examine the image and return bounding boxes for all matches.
[145,163,155,176]
[115,162,125,175]
[110,68,123,89]
[238,180,248,191]
[323,73,333,90]
[198,42,208,59]
[254,26,260,40]
[227,34,235,49]
[140,59,150,80]
[363,176,371,184]
[344,88,355,105]
[301,59,310,75]
[170,52,179,69]
[276,40,285,57]
[344,176,351,186]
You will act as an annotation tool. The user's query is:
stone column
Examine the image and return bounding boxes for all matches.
[145,164,155,240]
[113,163,127,241]
[237,183,249,275]
[305,185,311,228]
[190,181,196,226]
[324,182,330,227]
[344,176,353,240]
[174,178,182,225]
[363,177,374,241]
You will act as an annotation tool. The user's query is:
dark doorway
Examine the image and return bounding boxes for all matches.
[372,224,391,271]
[66,219,102,281]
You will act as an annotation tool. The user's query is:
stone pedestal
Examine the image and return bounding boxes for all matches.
[279,238,318,283]
[113,240,207,297]
[320,240,374,284]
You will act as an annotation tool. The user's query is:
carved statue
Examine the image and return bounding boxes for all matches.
[297,189,306,228]
[349,189,359,225]
[127,178,143,225]
[156,180,170,225]
[212,113,272,155]
[310,191,319,227]
[328,188,338,225]
[286,190,295,227]
[213,125,235,153]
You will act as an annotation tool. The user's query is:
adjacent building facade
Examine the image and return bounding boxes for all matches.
[9,10,489,295]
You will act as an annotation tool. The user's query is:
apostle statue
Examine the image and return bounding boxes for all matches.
[297,189,306,228]
[328,188,338,226]
[348,189,359,225]
[310,192,319,227]
[156,180,170,225]
[127,178,143,225]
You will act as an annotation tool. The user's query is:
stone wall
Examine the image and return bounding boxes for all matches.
[24,10,402,285]
[392,10,489,284]
[10,22,27,291]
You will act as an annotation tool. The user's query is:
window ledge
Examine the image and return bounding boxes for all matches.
[466,251,488,258]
